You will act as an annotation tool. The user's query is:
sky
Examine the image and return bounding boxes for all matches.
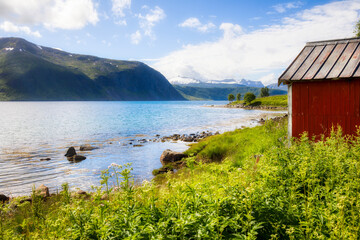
[0,0,359,85]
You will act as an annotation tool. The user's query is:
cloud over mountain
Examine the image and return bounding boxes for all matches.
[153,0,360,85]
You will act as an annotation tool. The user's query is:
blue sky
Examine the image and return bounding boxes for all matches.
[0,0,359,85]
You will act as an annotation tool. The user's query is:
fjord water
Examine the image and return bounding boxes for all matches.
[0,101,268,196]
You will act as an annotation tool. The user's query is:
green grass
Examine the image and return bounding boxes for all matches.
[2,119,360,239]
[231,94,288,107]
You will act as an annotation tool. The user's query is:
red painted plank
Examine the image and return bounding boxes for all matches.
[301,84,309,132]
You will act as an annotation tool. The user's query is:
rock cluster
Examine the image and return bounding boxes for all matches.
[65,147,87,162]
[227,104,287,110]
[158,131,219,143]
[120,131,219,147]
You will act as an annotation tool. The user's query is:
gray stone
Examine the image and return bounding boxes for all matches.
[65,147,76,157]
[0,194,9,203]
[79,144,98,151]
[160,149,187,166]
[36,184,50,198]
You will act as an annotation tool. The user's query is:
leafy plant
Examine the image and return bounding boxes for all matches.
[228,93,235,102]
[244,92,256,104]
[260,87,269,97]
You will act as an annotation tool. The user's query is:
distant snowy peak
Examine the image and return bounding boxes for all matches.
[171,77,265,88]
[207,79,239,84]
[169,76,202,85]
[238,79,264,88]
[208,79,264,88]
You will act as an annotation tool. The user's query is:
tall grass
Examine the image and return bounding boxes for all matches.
[1,119,360,239]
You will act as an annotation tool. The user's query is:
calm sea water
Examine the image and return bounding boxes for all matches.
[0,101,274,196]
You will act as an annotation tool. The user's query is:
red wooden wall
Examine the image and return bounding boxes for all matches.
[292,79,360,138]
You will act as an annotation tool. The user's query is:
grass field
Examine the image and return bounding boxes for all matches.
[231,94,288,107]
[2,118,360,239]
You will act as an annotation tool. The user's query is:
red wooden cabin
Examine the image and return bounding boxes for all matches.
[279,37,360,138]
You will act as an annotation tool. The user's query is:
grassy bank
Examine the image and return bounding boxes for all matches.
[2,118,360,239]
[231,95,288,107]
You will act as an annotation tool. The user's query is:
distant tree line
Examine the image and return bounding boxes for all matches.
[227,87,269,104]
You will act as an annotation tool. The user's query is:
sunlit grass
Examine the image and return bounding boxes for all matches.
[2,119,360,239]
[231,94,288,107]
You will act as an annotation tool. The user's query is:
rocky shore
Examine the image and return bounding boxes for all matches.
[0,112,287,201]
[152,113,288,176]
[226,103,287,110]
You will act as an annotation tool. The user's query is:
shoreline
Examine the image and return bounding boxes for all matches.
[206,103,288,111]
[0,109,287,199]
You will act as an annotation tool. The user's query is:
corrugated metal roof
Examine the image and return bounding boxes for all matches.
[278,37,360,85]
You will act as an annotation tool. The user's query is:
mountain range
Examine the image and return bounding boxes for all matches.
[0,37,184,101]
[169,76,265,88]
[170,76,287,100]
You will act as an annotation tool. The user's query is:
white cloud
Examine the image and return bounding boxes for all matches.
[153,0,360,85]
[131,30,142,45]
[115,20,127,26]
[0,0,98,30]
[219,23,243,39]
[273,1,303,13]
[257,73,277,86]
[0,21,41,37]
[102,40,112,47]
[179,17,216,33]
[112,0,131,17]
[137,6,166,39]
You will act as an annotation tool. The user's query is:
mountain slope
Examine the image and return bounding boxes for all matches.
[0,37,185,101]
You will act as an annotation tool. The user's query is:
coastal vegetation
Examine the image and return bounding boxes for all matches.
[2,117,360,239]
[227,93,235,102]
[260,87,269,97]
[174,85,286,101]
[231,94,288,108]
[243,92,256,104]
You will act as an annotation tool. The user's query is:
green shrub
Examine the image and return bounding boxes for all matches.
[260,87,269,97]
[244,92,256,104]
[228,93,235,102]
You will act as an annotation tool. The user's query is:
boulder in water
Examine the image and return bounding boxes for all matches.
[79,144,98,151]
[65,147,76,157]
[68,155,86,162]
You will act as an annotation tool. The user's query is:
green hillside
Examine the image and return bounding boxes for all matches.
[0,37,185,101]
[174,85,287,100]
[231,95,288,107]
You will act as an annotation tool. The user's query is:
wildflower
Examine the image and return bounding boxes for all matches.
[109,163,120,168]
